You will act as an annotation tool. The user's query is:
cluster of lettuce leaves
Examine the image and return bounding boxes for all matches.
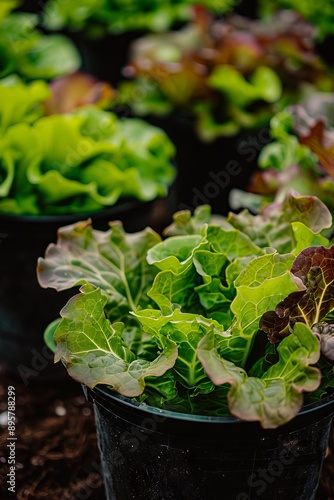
[38,192,334,429]
[118,11,334,141]
[259,0,334,40]
[43,0,236,36]
[230,93,334,225]
[0,76,175,215]
[0,1,80,80]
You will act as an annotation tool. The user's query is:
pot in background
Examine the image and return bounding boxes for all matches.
[146,115,264,216]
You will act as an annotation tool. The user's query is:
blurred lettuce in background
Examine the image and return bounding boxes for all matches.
[230,92,334,229]
[0,75,50,132]
[43,0,236,36]
[0,3,80,80]
[259,0,334,40]
[0,78,176,216]
[118,11,334,141]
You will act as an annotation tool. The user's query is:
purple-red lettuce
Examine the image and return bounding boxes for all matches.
[231,94,334,225]
[118,11,334,141]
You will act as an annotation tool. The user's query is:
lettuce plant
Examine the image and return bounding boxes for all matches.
[0,106,175,215]
[0,72,115,133]
[118,11,334,141]
[0,6,80,80]
[0,75,51,133]
[231,93,334,222]
[38,193,334,428]
[43,0,236,36]
[44,72,115,115]
[259,0,334,40]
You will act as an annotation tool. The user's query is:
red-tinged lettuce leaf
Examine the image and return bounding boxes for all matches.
[299,120,334,177]
[44,72,115,115]
[54,284,178,396]
[121,10,333,141]
[37,220,161,323]
[237,100,334,222]
[228,192,332,253]
[260,246,334,343]
[198,323,321,428]
[259,0,334,41]
[218,252,301,367]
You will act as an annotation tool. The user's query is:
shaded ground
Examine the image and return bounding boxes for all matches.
[0,363,333,500]
[0,365,105,500]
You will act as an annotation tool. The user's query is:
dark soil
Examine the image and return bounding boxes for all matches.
[0,364,105,500]
[0,362,333,500]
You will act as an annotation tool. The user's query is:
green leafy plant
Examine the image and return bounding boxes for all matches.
[0,7,80,80]
[38,193,334,428]
[0,105,175,215]
[230,93,334,223]
[259,0,334,40]
[118,11,334,141]
[43,0,236,36]
[0,75,51,133]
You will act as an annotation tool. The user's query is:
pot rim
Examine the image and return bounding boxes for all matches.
[0,198,150,224]
[91,384,334,425]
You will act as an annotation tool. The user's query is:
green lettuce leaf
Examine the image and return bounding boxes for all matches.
[54,284,178,395]
[218,252,301,366]
[0,1,20,22]
[0,76,50,133]
[38,220,161,322]
[198,323,321,428]
[0,108,176,215]
[0,12,80,80]
[228,192,332,253]
[39,195,334,428]
[208,65,282,108]
[43,0,236,34]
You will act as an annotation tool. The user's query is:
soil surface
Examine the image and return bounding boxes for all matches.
[0,364,105,500]
[0,362,333,500]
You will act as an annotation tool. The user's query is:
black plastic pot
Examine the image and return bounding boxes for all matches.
[0,198,171,384]
[145,115,267,216]
[84,385,334,500]
[67,30,145,87]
